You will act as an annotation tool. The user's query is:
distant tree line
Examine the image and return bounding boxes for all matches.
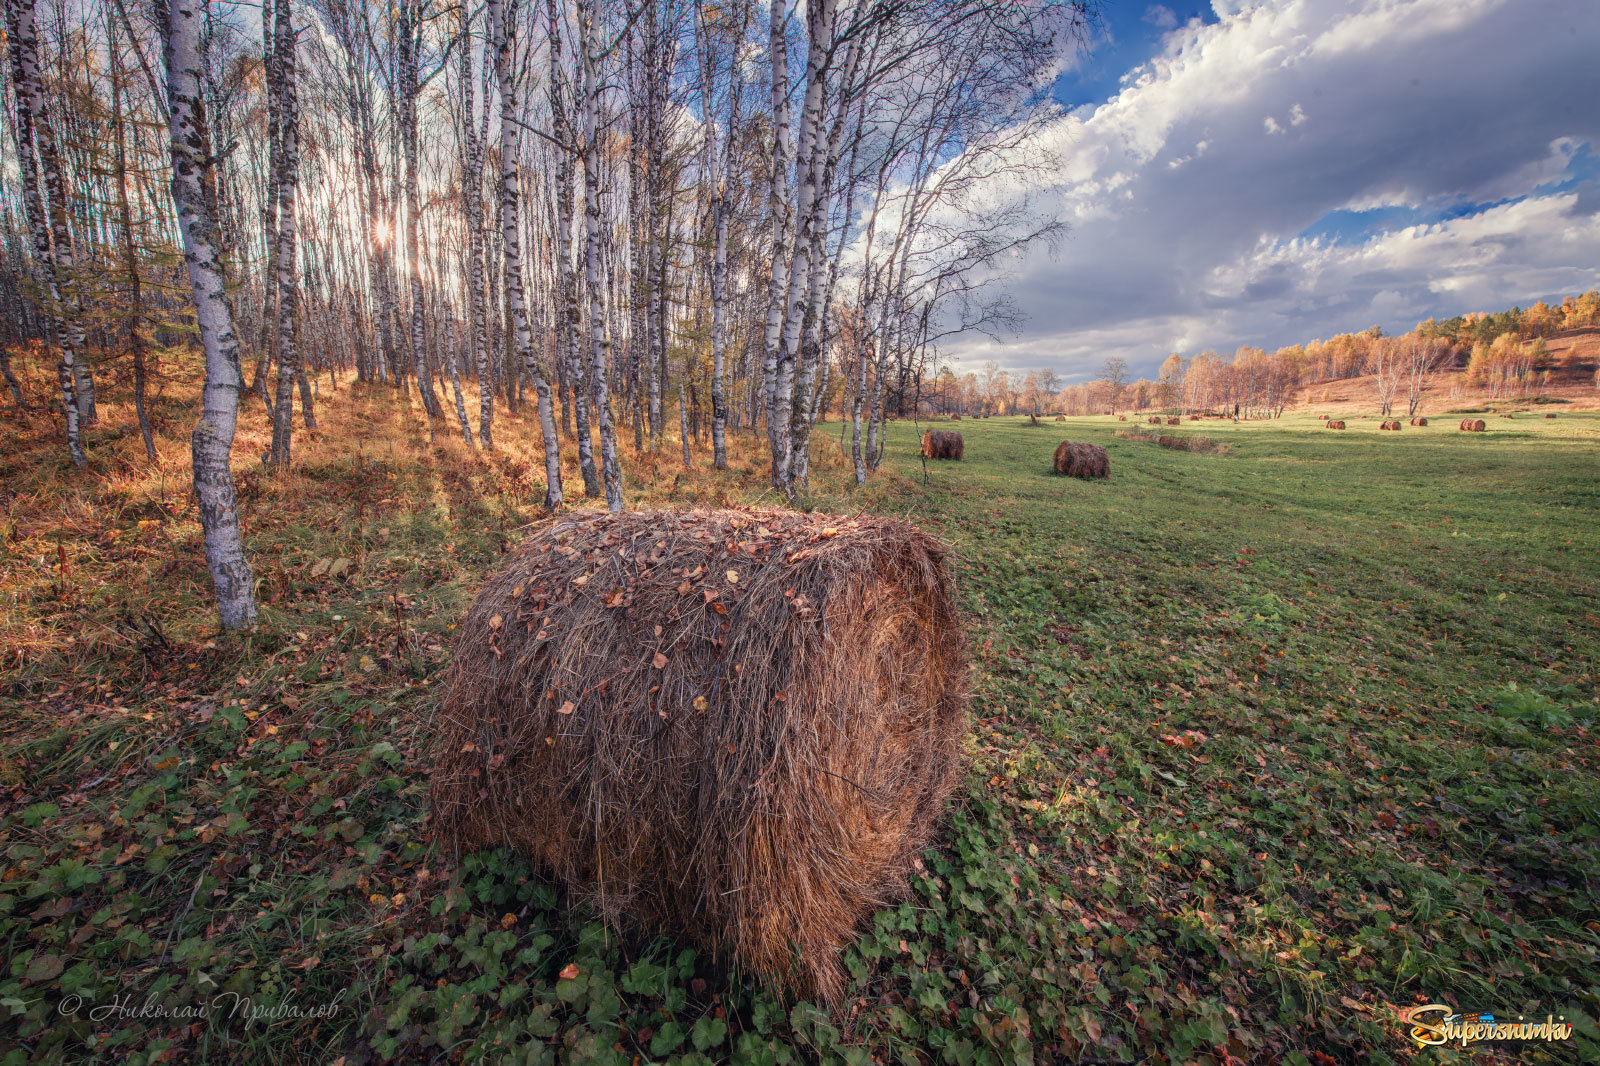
[925,290,1600,422]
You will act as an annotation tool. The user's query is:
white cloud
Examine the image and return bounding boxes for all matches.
[1143,5,1179,30]
[948,0,1600,377]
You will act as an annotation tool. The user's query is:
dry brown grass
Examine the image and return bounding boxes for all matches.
[430,508,968,1001]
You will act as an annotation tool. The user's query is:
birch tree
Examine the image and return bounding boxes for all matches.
[6,0,87,467]
[161,0,258,629]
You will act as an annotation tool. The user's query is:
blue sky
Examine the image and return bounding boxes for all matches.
[955,0,1600,380]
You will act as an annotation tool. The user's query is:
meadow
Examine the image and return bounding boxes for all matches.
[2,396,1597,1065]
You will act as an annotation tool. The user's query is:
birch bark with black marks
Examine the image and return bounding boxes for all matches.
[6,0,86,466]
[398,0,443,421]
[268,0,303,466]
[490,0,563,508]
[108,11,156,459]
[162,0,257,630]
[759,0,790,478]
[577,0,622,512]
[547,0,598,495]
[770,0,835,494]
[458,1,492,447]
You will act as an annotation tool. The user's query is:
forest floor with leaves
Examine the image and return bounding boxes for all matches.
[2,378,1598,1066]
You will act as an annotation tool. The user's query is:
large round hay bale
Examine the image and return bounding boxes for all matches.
[432,509,969,1002]
[1381,420,1401,431]
[1052,440,1110,479]
[1188,414,1200,420]
[1319,414,1329,420]
[1058,414,1068,422]
[1459,418,1485,432]
[1545,412,1557,418]
[1147,416,1160,424]
[1166,417,1181,426]
[1409,417,1428,426]
[1326,420,1346,430]
[921,429,964,460]
[950,414,961,420]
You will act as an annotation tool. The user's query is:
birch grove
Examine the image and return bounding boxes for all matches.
[0,0,1088,621]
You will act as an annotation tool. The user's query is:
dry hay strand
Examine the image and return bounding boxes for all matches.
[1326,420,1347,430]
[921,429,964,460]
[431,508,969,1002]
[1052,440,1110,479]
[1459,418,1486,432]
[1409,417,1428,426]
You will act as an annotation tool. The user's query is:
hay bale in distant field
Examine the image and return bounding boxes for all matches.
[1060,415,1070,422]
[1053,440,1110,479]
[1326,420,1346,430]
[1319,414,1329,420]
[921,429,964,460]
[950,414,961,420]
[1409,417,1428,426]
[432,509,969,1002]
[1545,412,1557,418]
[1188,414,1200,420]
[1166,417,1181,426]
[1381,420,1402,431]
[1147,416,1160,424]
[1459,418,1485,432]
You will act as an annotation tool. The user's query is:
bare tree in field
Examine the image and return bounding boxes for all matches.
[1402,335,1451,416]
[161,0,257,629]
[1371,338,1401,417]
[1103,357,1128,413]
[6,0,86,466]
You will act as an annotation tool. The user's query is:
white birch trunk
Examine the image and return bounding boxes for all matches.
[460,2,493,447]
[759,0,791,478]
[399,1,443,421]
[268,0,303,465]
[162,0,258,630]
[6,0,85,466]
[547,0,599,496]
[490,0,563,508]
[578,0,623,512]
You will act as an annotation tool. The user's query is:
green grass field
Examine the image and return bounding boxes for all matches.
[3,405,1597,1065]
